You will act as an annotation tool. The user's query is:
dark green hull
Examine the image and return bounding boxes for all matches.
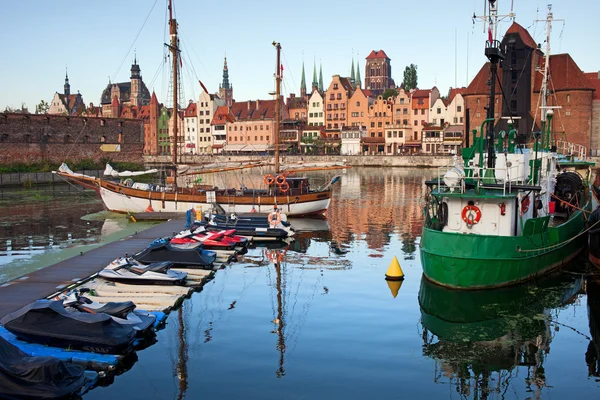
[420,205,589,289]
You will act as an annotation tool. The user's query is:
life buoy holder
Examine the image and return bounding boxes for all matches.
[461,205,482,225]
[264,174,275,185]
[275,174,287,186]
[267,210,281,226]
[279,182,290,193]
[521,195,530,215]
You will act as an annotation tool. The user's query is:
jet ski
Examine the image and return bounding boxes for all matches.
[174,227,248,252]
[0,300,137,354]
[134,238,217,269]
[0,335,97,399]
[61,288,156,337]
[197,216,294,241]
[100,257,187,285]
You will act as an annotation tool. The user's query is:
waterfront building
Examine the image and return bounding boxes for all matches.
[340,125,366,155]
[325,75,353,134]
[348,88,373,130]
[386,89,413,154]
[183,102,198,154]
[198,91,225,154]
[218,57,234,107]
[100,59,151,117]
[411,87,440,150]
[210,105,232,154]
[302,90,325,154]
[142,92,160,155]
[464,22,596,152]
[364,96,393,154]
[48,71,85,116]
[287,93,307,122]
[157,106,172,155]
[364,50,395,97]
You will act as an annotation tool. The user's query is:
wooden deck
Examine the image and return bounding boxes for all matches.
[0,218,187,319]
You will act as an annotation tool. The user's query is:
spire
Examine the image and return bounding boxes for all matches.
[220,56,230,90]
[300,61,306,97]
[64,67,70,97]
[350,57,356,85]
[319,62,324,92]
[312,58,318,91]
[356,55,362,89]
[130,53,141,79]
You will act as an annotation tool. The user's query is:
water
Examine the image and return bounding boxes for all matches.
[2,170,599,399]
[0,184,158,283]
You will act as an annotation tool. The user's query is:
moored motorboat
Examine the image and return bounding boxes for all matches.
[0,300,137,354]
[134,238,217,269]
[0,336,97,399]
[99,257,187,285]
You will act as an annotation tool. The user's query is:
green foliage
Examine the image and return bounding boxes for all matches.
[35,100,49,114]
[381,89,399,100]
[402,64,418,91]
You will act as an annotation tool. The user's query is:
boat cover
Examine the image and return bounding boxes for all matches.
[0,300,137,354]
[135,238,216,268]
[0,335,93,399]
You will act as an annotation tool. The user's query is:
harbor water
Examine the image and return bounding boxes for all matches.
[0,168,598,399]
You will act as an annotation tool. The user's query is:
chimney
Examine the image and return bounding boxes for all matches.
[247,101,251,111]
[256,100,260,110]
[598,70,600,79]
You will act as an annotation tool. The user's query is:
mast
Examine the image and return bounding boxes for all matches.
[273,42,281,174]
[168,0,179,173]
[483,0,504,170]
[275,254,286,378]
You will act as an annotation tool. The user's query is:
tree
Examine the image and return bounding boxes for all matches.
[381,88,398,100]
[402,64,418,91]
[35,100,49,114]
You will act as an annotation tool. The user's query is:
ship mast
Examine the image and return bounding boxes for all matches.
[168,0,179,175]
[273,42,281,174]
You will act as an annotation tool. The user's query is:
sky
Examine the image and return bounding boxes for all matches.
[1,0,599,111]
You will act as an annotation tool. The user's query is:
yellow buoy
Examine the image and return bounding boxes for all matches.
[385,256,404,281]
[387,279,403,298]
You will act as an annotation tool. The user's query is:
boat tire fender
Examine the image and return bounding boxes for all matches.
[461,205,481,225]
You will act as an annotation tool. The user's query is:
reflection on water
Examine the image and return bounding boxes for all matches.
[0,185,156,283]
[2,169,598,399]
[419,266,585,398]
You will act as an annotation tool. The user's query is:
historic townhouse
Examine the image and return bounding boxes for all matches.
[340,126,367,155]
[411,87,440,150]
[210,105,232,154]
[49,71,85,115]
[364,96,393,154]
[197,91,225,154]
[385,89,412,154]
[183,102,198,155]
[348,88,372,129]
[302,90,325,153]
[324,75,354,137]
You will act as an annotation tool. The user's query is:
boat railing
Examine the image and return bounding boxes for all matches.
[556,140,586,159]
[435,164,523,196]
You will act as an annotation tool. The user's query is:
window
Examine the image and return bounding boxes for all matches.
[356,102,360,107]
[333,83,338,89]
[414,109,418,115]
[400,98,405,104]
[414,120,417,125]
[371,122,375,127]
[457,106,462,112]
[567,94,571,103]
[421,109,425,115]
[433,119,437,124]
[437,108,441,114]
[510,100,517,111]
[378,122,382,127]
[388,132,392,138]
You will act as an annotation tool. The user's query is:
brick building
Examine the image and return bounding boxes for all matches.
[364,50,395,97]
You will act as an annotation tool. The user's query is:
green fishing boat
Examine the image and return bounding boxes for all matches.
[420,1,595,289]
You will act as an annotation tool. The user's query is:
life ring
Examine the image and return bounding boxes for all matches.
[279,182,290,193]
[275,174,287,186]
[267,210,281,226]
[264,174,275,185]
[521,195,530,215]
[461,205,482,225]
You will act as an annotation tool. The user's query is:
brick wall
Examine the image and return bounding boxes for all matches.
[0,113,144,164]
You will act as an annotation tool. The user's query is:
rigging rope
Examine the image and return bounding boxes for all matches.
[517,218,600,253]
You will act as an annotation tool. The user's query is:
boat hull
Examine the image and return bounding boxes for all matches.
[420,208,588,289]
[99,185,330,217]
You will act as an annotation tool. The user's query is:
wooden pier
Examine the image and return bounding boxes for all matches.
[0,218,203,319]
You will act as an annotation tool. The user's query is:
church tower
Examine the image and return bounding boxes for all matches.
[218,56,233,106]
[64,69,71,97]
[318,63,324,92]
[311,60,318,93]
[130,55,142,107]
[300,61,307,98]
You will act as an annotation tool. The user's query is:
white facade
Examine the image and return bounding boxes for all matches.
[429,93,465,127]
[341,126,366,155]
[48,93,68,115]
[198,91,225,154]
[307,91,324,127]
[183,104,198,155]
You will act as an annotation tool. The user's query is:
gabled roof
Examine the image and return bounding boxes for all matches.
[447,87,466,103]
[211,105,231,125]
[412,89,431,98]
[533,54,595,92]
[584,72,600,100]
[184,102,197,117]
[339,77,354,91]
[465,62,502,96]
[366,50,390,60]
[350,87,372,99]
[505,22,538,49]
